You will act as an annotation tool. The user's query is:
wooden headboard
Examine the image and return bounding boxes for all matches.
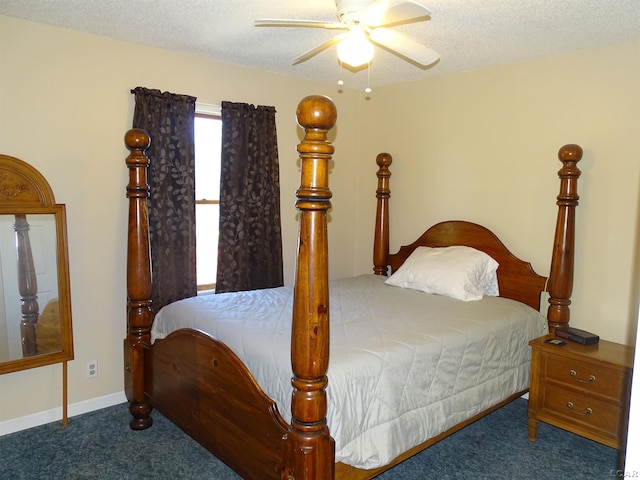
[372,146,582,329]
[388,220,546,310]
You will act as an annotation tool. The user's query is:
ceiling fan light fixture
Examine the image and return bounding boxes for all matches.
[256,1,439,69]
[337,27,374,67]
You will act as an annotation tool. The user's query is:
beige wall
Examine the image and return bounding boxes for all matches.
[0,15,362,422]
[355,41,640,347]
[1,14,638,425]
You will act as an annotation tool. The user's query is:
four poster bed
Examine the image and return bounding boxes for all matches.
[123,95,581,480]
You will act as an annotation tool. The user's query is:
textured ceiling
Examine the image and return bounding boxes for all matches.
[1,0,639,89]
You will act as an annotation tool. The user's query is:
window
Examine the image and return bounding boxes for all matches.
[194,109,222,291]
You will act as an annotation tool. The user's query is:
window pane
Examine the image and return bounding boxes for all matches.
[196,203,219,286]
[195,115,221,201]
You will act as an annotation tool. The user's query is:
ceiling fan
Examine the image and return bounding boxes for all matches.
[255,0,439,69]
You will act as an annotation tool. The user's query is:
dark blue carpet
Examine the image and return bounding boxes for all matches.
[0,398,616,479]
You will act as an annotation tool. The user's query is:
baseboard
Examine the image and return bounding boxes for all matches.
[0,391,127,436]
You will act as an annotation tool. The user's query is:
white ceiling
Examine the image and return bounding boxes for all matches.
[1,0,639,89]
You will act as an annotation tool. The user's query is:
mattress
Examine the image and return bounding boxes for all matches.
[151,274,548,469]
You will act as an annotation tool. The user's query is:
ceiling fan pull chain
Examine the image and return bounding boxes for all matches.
[364,62,372,100]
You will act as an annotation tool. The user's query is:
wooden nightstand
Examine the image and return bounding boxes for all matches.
[528,334,634,465]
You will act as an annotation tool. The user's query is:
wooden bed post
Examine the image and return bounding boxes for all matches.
[123,128,154,430]
[284,95,337,480]
[14,214,40,357]
[547,144,582,332]
[373,153,392,276]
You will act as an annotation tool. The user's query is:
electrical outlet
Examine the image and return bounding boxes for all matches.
[86,360,98,379]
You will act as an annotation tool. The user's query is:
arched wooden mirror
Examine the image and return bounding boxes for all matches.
[0,154,73,376]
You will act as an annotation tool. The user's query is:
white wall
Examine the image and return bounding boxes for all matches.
[355,41,640,346]
[0,15,363,424]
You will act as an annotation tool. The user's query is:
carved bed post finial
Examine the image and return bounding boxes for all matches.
[373,153,392,275]
[547,144,582,333]
[123,128,154,430]
[284,95,337,480]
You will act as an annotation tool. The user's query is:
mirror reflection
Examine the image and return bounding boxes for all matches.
[0,153,72,376]
[0,213,60,361]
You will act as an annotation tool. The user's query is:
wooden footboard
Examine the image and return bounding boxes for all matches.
[144,329,526,480]
[124,95,338,480]
[144,324,528,480]
[145,329,288,480]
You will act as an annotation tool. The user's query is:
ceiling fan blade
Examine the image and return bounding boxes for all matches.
[292,34,347,65]
[368,28,439,67]
[370,1,431,27]
[255,19,346,29]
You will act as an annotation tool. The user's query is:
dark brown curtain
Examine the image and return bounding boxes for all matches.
[216,101,283,293]
[131,87,197,313]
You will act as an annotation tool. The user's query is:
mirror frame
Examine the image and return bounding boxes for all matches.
[0,154,73,374]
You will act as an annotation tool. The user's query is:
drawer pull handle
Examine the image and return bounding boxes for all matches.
[569,370,595,383]
[566,401,592,416]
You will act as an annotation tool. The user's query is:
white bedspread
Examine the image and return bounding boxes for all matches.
[151,274,547,469]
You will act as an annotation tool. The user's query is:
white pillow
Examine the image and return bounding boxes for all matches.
[385,246,499,301]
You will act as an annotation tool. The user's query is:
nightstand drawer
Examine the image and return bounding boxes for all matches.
[542,355,625,401]
[540,384,622,445]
